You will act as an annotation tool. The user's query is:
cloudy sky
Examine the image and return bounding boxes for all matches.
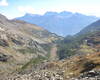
[0,0,100,19]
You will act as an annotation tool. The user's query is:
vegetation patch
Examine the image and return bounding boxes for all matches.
[20,55,47,72]
[18,48,37,54]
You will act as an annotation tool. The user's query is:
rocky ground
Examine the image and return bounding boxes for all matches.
[71,70,100,80]
[6,69,100,80]
[8,70,63,80]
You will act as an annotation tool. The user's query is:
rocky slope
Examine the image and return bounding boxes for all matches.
[0,13,61,79]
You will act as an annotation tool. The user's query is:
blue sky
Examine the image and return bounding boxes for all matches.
[0,0,100,19]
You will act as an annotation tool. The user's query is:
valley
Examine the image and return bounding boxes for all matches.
[0,13,100,80]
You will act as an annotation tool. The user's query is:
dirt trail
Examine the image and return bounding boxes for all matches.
[50,44,58,61]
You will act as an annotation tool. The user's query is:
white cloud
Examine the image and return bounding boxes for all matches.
[0,0,8,6]
[18,6,34,14]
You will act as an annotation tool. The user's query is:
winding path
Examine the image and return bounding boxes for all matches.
[50,44,58,61]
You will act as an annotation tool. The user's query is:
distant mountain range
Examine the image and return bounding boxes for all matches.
[16,11,99,36]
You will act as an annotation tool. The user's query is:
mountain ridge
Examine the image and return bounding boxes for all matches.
[77,19,100,35]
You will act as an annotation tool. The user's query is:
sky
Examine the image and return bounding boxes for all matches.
[0,0,100,19]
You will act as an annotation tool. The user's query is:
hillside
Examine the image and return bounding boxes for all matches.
[0,13,61,79]
[8,26,100,80]
[16,11,99,36]
[77,20,100,35]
